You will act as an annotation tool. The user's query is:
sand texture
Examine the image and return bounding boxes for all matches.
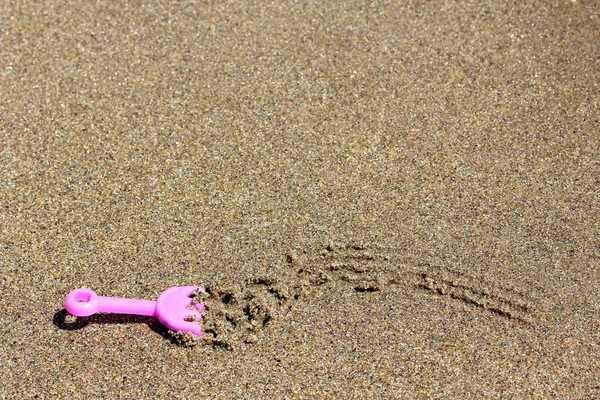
[1,0,600,398]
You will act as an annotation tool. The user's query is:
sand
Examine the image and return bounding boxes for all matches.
[1,0,599,398]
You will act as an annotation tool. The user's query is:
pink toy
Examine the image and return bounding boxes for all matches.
[64,286,205,337]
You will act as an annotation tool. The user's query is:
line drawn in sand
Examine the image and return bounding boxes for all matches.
[177,241,548,349]
[297,242,548,324]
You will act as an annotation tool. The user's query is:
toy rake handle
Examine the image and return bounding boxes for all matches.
[65,288,156,317]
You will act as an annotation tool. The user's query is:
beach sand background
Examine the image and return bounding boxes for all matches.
[1,0,599,398]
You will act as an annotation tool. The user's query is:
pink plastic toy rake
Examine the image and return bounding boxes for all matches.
[65,286,205,337]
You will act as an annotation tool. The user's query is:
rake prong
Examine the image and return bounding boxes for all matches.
[184,310,202,322]
[166,316,203,337]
